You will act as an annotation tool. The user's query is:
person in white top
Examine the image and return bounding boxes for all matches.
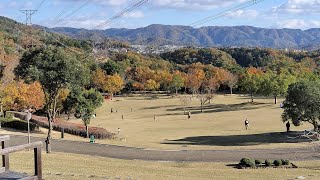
[245,118,249,130]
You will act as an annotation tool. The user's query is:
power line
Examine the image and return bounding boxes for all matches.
[63,0,91,20]
[95,0,149,30]
[36,0,48,11]
[46,0,81,27]
[189,0,264,27]
[18,0,89,53]
[48,0,149,54]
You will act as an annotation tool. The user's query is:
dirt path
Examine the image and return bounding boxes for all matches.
[7,135,320,162]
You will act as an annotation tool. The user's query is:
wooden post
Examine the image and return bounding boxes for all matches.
[2,141,9,171]
[61,128,64,139]
[34,147,42,180]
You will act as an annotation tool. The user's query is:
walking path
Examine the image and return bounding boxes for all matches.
[8,135,320,162]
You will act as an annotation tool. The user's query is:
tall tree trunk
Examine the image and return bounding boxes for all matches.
[274,96,277,104]
[201,101,203,112]
[67,112,71,120]
[86,125,89,138]
[175,88,178,95]
[230,87,233,95]
[0,104,3,117]
[46,112,53,154]
[313,121,319,132]
[250,91,253,103]
[46,95,58,154]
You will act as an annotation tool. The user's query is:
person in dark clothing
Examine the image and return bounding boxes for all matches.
[286,122,291,132]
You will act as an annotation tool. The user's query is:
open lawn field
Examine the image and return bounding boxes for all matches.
[8,151,320,180]
[66,94,314,150]
[1,94,316,150]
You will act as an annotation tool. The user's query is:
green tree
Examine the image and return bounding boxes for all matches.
[74,88,104,138]
[241,68,263,103]
[14,46,90,153]
[169,74,184,95]
[282,80,320,132]
[63,88,81,120]
[261,71,296,104]
[102,60,124,75]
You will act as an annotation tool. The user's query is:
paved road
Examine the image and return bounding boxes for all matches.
[7,135,320,162]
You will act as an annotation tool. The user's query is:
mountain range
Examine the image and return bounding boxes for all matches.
[49,24,320,49]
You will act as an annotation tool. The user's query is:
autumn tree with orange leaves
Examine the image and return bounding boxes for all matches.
[92,69,124,98]
[2,81,45,111]
[91,68,108,91]
[203,66,228,94]
[186,64,205,94]
[104,74,124,98]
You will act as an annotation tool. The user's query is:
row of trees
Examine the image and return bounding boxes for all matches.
[87,60,315,110]
[1,42,319,152]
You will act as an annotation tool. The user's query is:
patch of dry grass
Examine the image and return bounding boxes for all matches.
[8,151,320,180]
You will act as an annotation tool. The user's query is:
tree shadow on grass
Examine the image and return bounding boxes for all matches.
[162,131,311,146]
[141,105,178,110]
[165,102,272,115]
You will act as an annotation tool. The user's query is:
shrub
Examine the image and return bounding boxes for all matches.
[265,159,272,167]
[255,160,262,165]
[240,158,255,167]
[281,159,290,165]
[273,160,282,166]
[5,112,14,119]
[246,160,256,167]
[240,158,250,165]
[0,117,39,132]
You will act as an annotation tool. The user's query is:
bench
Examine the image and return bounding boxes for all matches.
[0,135,43,180]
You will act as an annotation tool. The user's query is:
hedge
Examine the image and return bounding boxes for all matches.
[273,159,282,166]
[265,160,272,167]
[255,160,262,165]
[0,117,39,132]
[11,112,115,139]
[281,159,290,165]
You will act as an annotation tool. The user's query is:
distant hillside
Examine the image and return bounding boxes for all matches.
[50,25,320,49]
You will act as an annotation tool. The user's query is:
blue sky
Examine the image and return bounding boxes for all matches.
[0,0,319,30]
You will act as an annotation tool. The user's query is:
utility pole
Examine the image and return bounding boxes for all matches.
[20,10,37,48]
[20,10,37,26]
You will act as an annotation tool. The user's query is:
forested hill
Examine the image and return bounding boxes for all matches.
[51,24,320,49]
[0,16,92,83]
[0,16,92,52]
